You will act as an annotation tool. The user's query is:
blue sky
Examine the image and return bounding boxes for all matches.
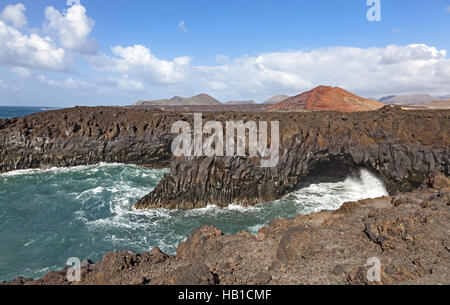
[1,0,450,106]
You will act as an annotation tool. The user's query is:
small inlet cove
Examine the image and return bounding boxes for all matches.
[0,163,388,282]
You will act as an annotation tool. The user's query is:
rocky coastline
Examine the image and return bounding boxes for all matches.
[3,174,449,285]
[0,105,449,285]
[1,106,449,210]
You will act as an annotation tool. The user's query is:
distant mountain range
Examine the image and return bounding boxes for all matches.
[225,100,256,105]
[134,94,222,106]
[133,90,449,110]
[415,100,450,109]
[263,95,290,105]
[378,94,450,105]
[268,86,385,112]
[134,94,290,106]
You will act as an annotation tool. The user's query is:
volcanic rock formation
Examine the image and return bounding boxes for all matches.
[0,106,448,211]
[136,106,449,209]
[269,86,385,112]
[1,105,449,285]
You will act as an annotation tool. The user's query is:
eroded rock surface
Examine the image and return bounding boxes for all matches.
[136,106,449,209]
[1,106,448,210]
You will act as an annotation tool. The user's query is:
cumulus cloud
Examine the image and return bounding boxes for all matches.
[0,3,27,29]
[178,20,188,32]
[204,44,449,98]
[90,43,450,100]
[96,76,145,92]
[45,3,98,54]
[2,2,450,101]
[92,44,191,84]
[0,20,68,71]
[0,3,97,72]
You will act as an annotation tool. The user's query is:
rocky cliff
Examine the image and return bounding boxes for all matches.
[0,107,175,172]
[136,106,449,209]
[1,106,449,210]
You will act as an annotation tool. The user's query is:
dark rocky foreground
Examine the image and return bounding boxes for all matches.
[1,106,448,210]
[3,174,449,285]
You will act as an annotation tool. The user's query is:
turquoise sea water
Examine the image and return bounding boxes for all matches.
[0,105,389,281]
[0,106,57,119]
[0,163,388,281]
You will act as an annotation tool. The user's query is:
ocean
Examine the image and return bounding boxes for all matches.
[0,107,389,282]
[0,106,58,119]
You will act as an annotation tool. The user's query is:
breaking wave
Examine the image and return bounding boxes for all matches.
[0,164,387,281]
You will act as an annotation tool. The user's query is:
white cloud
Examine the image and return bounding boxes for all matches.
[0,20,68,71]
[91,43,450,100]
[1,2,449,102]
[92,44,191,84]
[45,4,98,54]
[0,3,27,29]
[216,54,230,64]
[178,20,187,33]
[97,76,145,92]
[37,74,93,90]
[11,66,31,78]
[446,5,450,13]
[37,74,144,93]
[0,79,19,91]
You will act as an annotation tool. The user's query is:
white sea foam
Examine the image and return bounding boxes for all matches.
[1,163,392,281]
[284,169,388,215]
[226,204,261,212]
[0,162,149,177]
[0,168,43,177]
[23,240,36,247]
[83,168,388,250]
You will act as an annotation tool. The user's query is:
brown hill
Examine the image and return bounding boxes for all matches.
[268,86,385,112]
[134,94,221,106]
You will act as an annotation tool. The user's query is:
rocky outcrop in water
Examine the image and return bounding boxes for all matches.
[0,107,175,172]
[4,174,449,285]
[136,106,449,209]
